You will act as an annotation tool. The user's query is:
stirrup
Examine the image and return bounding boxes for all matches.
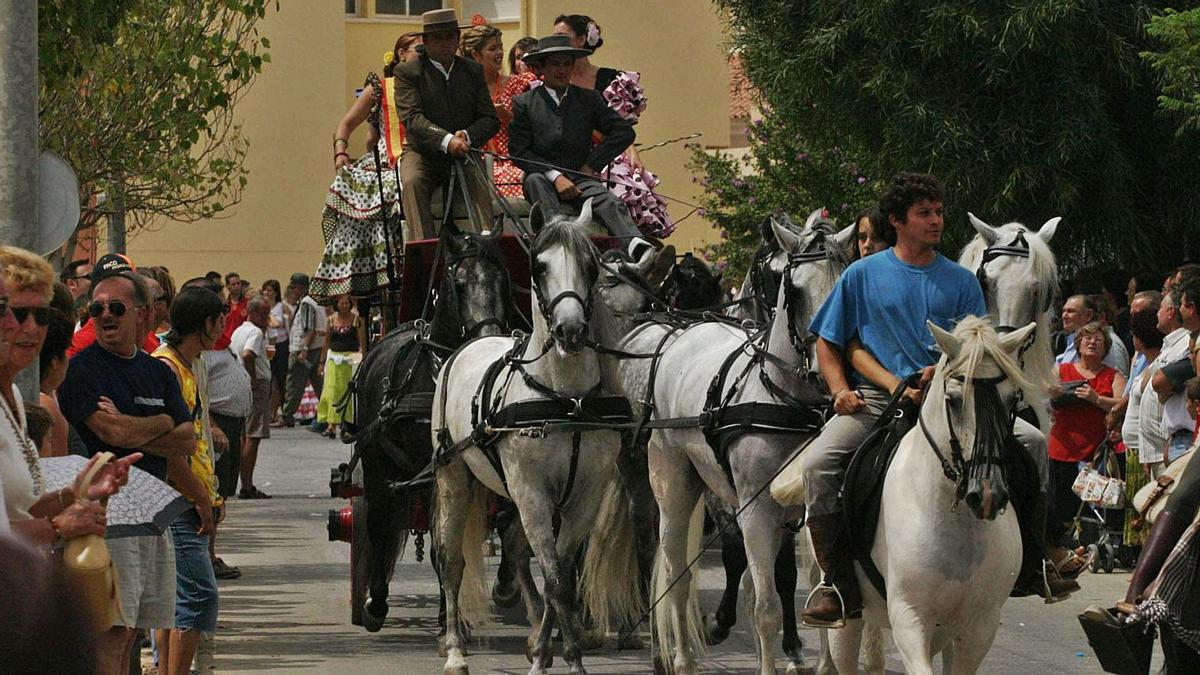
[801,582,846,629]
[1040,562,1070,605]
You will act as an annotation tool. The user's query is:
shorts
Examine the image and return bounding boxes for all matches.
[169,509,219,632]
[107,531,177,629]
[245,377,272,439]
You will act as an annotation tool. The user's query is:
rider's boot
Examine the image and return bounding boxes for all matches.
[1010,482,1079,602]
[1118,510,1190,614]
[801,513,859,628]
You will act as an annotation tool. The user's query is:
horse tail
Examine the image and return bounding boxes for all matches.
[456,483,492,629]
[581,476,643,633]
[861,622,889,675]
[769,455,806,507]
[652,496,707,670]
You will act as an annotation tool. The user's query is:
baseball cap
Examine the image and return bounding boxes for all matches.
[91,253,136,283]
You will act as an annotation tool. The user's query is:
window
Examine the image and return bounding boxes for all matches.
[345,0,358,15]
[376,0,442,16]
[461,0,520,22]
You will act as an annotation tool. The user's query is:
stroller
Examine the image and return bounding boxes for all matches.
[1071,438,1136,573]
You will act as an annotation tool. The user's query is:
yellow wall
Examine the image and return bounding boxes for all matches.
[129,0,730,285]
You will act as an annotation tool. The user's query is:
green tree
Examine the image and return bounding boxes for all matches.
[39,0,273,247]
[699,0,1200,278]
[1144,8,1200,135]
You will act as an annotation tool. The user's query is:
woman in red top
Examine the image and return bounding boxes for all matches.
[1047,321,1126,576]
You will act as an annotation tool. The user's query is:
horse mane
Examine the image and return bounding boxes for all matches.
[939,316,1035,413]
[532,217,599,279]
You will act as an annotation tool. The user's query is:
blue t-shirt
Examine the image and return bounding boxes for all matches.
[810,248,987,380]
[58,343,192,480]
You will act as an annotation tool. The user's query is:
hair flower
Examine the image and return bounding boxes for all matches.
[383,51,395,66]
[471,13,488,26]
[586,21,601,47]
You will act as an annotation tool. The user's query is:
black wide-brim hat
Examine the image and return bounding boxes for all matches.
[522,34,593,63]
[420,8,471,35]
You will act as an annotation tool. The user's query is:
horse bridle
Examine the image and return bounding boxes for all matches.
[528,239,599,332]
[917,371,1018,504]
[442,234,507,339]
[975,231,1050,332]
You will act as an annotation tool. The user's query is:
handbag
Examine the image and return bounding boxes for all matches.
[1073,442,1125,508]
[1132,447,1195,528]
[62,452,126,633]
[1078,606,1156,675]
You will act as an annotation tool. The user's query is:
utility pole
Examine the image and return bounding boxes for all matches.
[0,2,39,250]
[0,2,40,403]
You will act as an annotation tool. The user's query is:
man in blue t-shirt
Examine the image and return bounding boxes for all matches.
[57,260,195,673]
[798,173,1067,628]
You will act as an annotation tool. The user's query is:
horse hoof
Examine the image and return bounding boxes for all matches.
[786,662,816,675]
[362,598,386,633]
[578,627,607,651]
[525,640,552,668]
[617,631,643,650]
[701,614,729,645]
[492,580,521,609]
[442,657,469,675]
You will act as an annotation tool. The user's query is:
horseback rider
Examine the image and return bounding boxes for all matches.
[393,9,499,240]
[799,172,1077,628]
[508,34,652,258]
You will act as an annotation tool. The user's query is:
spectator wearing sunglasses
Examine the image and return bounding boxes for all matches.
[59,259,92,301]
[66,255,162,359]
[0,247,56,385]
[57,258,196,673]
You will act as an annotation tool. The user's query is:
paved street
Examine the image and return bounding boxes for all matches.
[205,426,1150,673]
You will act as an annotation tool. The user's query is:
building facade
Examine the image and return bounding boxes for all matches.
[126,0,732,285]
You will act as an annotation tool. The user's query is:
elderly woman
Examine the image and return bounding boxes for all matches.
[1047,320,1127,577]
[0,248,138,546]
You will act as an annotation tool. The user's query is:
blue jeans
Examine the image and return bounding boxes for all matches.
[1167,430,1194,464]
[169,508,219,632]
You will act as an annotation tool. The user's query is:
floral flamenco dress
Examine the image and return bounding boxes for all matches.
[595,68,675,239]
[487,72,537,198]
[311,72,404,304]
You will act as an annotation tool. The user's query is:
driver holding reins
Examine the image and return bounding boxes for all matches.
[798,172,1076,628]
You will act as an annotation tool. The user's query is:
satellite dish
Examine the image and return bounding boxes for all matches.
[38,150,81,256]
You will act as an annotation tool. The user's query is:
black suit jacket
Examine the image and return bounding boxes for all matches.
[393,54,499,161]
[508,84,634,178]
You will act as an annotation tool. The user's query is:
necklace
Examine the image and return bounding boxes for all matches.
[0,391,43,496]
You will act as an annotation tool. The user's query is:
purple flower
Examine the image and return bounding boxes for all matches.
[796,152,809,162]
[698,208,708,216]
[732,179,745,188]
[856,176,866,185]
[840,203,849,210]
[747,196,757,205]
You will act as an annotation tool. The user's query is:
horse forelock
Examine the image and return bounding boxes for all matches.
[939,316,1033,414]
[532,217,599,280]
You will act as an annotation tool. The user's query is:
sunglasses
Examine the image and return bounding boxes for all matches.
[11,306,53,326]
[88,300,130,318]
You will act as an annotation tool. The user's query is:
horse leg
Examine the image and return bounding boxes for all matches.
[504,517,545,641]
[888,615,935,675]
[650,446,704,675]
[362,447,402,632]
[828,617,865,675]
[860,622,887,675]
[513,491,579,674]
[737,490,785,675]
[702,503,745,646]
[947,609,1003,675]
[774,530,810,675]
[492,498,522,608]
[434,459,477,675]
[618,435,655,650]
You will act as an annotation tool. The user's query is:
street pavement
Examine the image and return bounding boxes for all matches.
[205,426,1152,673]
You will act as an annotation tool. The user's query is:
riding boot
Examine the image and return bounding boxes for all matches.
[1010,486,1079,601]
[1121,510,1191,608]
[801,513,858,627]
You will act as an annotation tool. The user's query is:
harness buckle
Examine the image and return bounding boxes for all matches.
[571,397,585,418]
[519,426,545,438]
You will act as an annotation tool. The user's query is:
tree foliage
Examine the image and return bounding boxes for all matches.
[698,0,1200,278]
[39,0,273,233]
[1144,8,1200,135]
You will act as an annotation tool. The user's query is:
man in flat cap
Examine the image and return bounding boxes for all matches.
[393,8,499,240]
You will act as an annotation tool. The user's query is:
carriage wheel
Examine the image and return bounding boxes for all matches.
[350,496,370,626]
[1102,543,1117,574]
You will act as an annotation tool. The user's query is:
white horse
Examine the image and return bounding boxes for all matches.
[958,213,1061,436]
[729,209,823,323]
[648,217,853,674]
[823,317,1039,675]
[431,202,639,675]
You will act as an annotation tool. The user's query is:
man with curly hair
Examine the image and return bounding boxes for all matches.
[798,172,1073,628]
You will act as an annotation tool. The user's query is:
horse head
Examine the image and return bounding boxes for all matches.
[771,215,854,374]
[437,225,510,339]
[963,213,1060,331]
[597,244,659,318]
[660,252,723,311]
[530,199,600,355]
[927,318,1036,521]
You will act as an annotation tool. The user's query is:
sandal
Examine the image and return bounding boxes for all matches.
[1053,549,1093,580]
[212,558,242,580]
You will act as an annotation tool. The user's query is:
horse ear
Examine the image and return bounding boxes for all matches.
[928,320,961,361]
[529,201,547,233]
[967,212,1001,245]
[759,216,777,246]
[831,222,856,251]
[999,322,1037,354]
[771,216,803,254]
[802,207,826,232]
[639,243,669,276]
[1037,217,1061,244]
[575,197,594,230]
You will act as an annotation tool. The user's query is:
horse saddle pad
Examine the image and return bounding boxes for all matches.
[841,404,917,582]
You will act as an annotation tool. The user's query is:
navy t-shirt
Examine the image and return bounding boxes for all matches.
[58,343,192,480]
